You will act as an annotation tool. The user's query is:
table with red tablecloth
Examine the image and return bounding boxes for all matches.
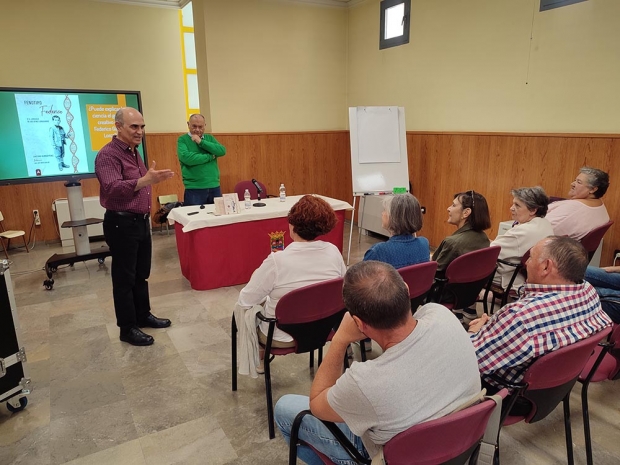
[167,195,353,290]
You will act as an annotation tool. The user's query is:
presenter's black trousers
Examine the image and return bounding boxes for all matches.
[103,212,152,331]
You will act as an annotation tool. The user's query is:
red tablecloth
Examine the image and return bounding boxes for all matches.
[171,197,348,290]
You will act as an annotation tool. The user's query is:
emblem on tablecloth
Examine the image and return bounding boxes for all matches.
[269,231,285,253]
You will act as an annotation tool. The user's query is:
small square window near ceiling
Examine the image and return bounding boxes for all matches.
[540,0,587,12]
[380,0,411,50]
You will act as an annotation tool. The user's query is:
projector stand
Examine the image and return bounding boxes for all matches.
[43,181,111,290]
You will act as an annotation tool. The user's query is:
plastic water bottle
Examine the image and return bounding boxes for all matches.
[279,183,286,202]
[244,189,251,209]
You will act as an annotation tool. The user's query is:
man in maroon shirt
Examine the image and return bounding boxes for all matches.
[95,107,174,346]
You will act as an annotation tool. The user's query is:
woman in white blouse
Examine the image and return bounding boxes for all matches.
[237,195,347,347]
[491,186,554,291]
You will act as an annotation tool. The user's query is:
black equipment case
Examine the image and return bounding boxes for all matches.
[0,261,31,412]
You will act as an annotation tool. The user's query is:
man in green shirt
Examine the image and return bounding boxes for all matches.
[177,114,226,205]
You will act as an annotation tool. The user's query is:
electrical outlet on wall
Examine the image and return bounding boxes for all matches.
[33,209,41,226]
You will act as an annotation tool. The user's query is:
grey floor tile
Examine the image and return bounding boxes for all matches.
[49,399,138,465]
[139,416,237,465]
[50,370,126,419]
[1,226,618,465]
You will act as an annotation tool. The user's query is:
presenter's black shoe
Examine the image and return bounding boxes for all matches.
[120,327,154,346]
[61,162,70,168]
[138,314,172,329]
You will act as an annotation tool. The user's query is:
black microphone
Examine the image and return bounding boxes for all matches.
[251,178,263,194]
[251,178,266,207]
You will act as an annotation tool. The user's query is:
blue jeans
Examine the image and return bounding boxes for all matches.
[183,187,221,206]
[584,266,620,323]
[275,394,369,465]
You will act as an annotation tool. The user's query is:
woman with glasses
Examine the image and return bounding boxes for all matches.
[434,191,492,278]
[490,186,554,291]
[363,193,429,269]
[545,167,610,240]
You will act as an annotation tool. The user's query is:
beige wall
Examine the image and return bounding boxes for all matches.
[2,0,618,134]
[197,0,348,132]
[348,0,620,133]
[0,0,187,133]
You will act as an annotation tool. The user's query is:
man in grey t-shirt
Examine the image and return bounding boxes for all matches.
[275,260,481,464]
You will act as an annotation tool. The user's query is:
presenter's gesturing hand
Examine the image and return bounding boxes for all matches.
[135,161,174,191]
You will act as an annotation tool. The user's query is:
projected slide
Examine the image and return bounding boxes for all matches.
[15,94,87,177]
[0,88,143,185]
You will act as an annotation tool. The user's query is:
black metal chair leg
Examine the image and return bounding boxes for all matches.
[318,346,323,366]
[563,395,574,465]
[582,380,594,465]
[264,355,275,439]
[579,342,612,465]
[359,341,367,362]
[289,410,312,465]
[309,350,314,368]
[231,315,238,391]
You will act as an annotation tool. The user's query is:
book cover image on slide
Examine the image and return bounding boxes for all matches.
[14,94,88,177]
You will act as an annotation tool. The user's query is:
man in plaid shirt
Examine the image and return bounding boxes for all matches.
[469,235,611,391]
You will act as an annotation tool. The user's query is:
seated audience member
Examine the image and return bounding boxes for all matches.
[434,190,491,278]
[363,193,429,268]
[469,236,611,392]
[275,261,481,464]
[585,266,620,323]
[546,167,610,240]
[491,187,554,291]
[237,195,347,347]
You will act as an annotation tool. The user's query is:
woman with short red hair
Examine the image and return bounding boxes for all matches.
[238,195,347,348]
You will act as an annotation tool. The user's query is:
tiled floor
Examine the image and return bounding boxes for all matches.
[1,225,619,464]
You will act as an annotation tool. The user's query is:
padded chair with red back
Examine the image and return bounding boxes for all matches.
[231,277,346,439]
[234,180,268,201]
[431,246,501,316]
[288,389,508,465]
[358,261,437,360]
[580,220,613,262]
[493,327,612,465]
[398,261,438,313]
[487,250,530,313]
[578,310,620,465]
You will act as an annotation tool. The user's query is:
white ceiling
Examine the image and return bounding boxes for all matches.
[93,0,356,9]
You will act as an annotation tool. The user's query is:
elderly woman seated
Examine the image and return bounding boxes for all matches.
[491,186,554,291]
[546,167,610,240]
[363,193,429,268]
[434,190,492,278]
[237,195,347,349]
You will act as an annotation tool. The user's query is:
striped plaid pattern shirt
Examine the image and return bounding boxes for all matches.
[471,281,611,387]
[95,136,151,214]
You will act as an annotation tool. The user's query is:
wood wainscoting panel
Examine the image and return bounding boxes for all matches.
[0,131,353,245]
[0,178,101,247]
[409,132,620,266]
[2,130,618,265]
